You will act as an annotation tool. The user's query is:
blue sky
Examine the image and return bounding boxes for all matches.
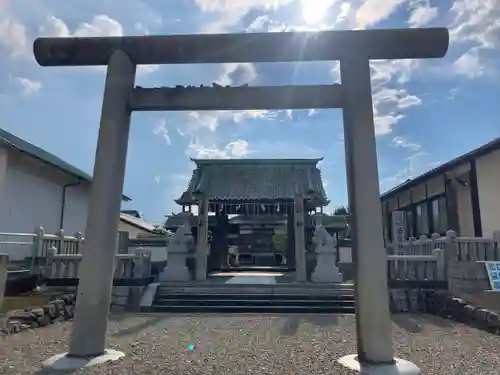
[0,0,499,225]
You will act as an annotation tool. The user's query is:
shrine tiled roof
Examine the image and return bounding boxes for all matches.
[175,158,329,205]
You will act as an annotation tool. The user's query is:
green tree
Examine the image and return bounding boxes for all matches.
[333,206,348,215]
[272,232,287,254]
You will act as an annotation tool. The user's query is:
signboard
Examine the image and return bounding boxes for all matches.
[391,211,406,254]
[483,261,500,291]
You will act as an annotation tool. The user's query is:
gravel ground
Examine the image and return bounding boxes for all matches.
[0,313,499,375]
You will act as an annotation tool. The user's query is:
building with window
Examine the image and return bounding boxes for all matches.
[381,137,500,241]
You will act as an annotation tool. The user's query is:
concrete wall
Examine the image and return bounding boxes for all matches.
[476,149,500,238]
[0,149,90,234]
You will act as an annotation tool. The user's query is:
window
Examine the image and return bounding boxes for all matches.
[431,196,448,233]
[416,202,429,236]
[405,209,415,238]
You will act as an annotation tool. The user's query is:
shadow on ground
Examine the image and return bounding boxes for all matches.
[110,314,169,338]
[391,313,455,333]
[281,314,340,336]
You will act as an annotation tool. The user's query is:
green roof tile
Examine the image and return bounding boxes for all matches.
[176,158,328,205]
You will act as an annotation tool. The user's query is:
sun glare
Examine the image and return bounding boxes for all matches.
[301,0,335,25]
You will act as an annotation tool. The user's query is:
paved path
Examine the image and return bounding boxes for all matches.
[224,275,277,284]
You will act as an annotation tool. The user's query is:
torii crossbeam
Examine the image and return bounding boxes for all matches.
[34,28,449,374]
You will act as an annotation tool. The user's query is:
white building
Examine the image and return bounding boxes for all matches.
[119,210,159,238]
[381,137,500,240]
[0,128,131,235]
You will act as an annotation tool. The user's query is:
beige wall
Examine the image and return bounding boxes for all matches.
[118,220,150,239]
[476,149,500,238]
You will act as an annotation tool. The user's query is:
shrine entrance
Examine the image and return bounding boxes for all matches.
[34,27,449,372]
[165,158,329,277]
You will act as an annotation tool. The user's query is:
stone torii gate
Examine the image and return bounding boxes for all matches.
[34,28,449,373]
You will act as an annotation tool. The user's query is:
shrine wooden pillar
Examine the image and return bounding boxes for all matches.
[294,196,306,281]
[195,194,209,281]
[286,203,296,268]
[211,209,229,269]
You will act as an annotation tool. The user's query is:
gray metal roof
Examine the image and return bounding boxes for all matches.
[119,213,156,232]
[176,158,329,205]
[0,128,131,201]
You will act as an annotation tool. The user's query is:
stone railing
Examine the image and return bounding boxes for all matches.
[387,233,449,255]
[43,247,151,280]
[0,226,169,271]
[387,250,446,282]
[0,227,84,265]
[387,230,500,293]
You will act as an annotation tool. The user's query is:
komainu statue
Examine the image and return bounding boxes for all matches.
[159,213,193,281]
[311,224,343,283]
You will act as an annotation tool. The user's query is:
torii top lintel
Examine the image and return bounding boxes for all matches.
[33,28,449,67]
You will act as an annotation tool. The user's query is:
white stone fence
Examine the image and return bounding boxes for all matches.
[387,251,446,281]
[0,226,170,268]
[338,230,500,286]
[0,227,84,263]
[386,230,500,289]
[42,247,152,280]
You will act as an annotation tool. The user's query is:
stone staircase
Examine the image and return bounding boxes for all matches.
[141,283,356,314]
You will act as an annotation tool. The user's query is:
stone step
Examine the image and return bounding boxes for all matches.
[158,282,353,289]
[141,304,356,314]
[156,287,354,297]
[154,293,355,301]
[153,298,355,307]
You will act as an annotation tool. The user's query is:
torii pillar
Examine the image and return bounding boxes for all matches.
[33,28,449,374]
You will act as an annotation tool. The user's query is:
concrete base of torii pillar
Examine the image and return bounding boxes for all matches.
[338,355,421,375]
[42,350,125,370]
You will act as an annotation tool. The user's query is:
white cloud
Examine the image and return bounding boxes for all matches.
[380,151,438,191]
[391,136,420,151]
[356,0,408,29]
[187,138,251,159]
[195,0,293,13]
[217,63,258,86]
[195,0,295,32]
[332,60,422,136]
[0,13,28,57]
[153,119,171,145]
[40,15,159,75]
[407,0,438,27]
[74,15,124,37]
[180,62,274,134]
[372,88,422,136]
[453,47,484,78]
[449,0,499,49]
[300,0,337,25]
[449,0,500,77]
[13,77,42,96]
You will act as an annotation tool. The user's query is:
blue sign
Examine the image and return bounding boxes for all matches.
[484,262,500,291]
